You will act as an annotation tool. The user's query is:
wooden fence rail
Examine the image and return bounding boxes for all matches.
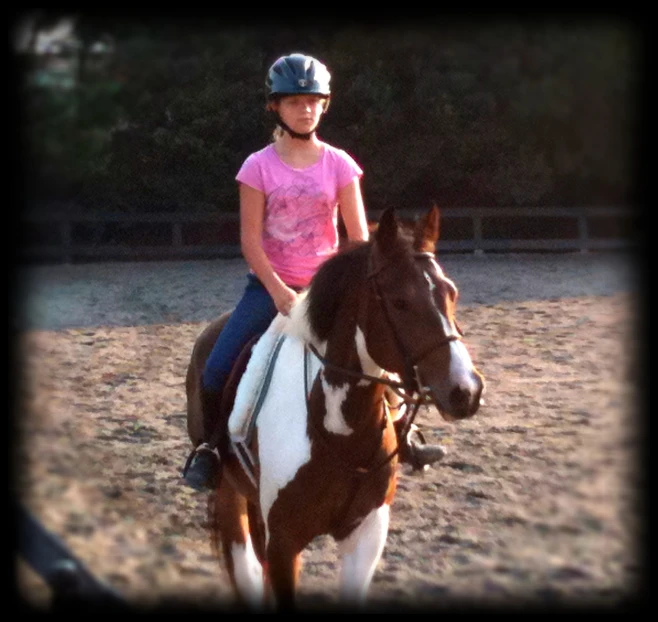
[21,206,636,263]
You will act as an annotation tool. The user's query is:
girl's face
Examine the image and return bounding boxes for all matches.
[272,94,327,134]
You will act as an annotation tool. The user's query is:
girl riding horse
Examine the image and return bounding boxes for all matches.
[197,205,484,609]
[182,53,446,491]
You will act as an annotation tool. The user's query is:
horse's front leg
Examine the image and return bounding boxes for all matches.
[337,504,390,605]
[212,482,267,609]
[265,536,303,611]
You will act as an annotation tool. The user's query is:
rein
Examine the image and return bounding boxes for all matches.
[306,343,408,395]
[304,344,427,475]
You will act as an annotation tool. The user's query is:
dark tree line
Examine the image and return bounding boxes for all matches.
[17,16,639,214]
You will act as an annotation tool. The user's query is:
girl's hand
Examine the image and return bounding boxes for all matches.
[273,285,299,316]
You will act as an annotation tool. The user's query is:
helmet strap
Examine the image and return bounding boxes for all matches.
[274,113,315,141]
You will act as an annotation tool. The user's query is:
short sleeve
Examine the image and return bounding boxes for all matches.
[336,148,364,190]
[235,153,264,192]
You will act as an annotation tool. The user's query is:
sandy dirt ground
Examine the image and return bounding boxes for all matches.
[13,252,644,612]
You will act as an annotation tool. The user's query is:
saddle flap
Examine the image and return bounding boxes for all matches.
[228,320,288,444]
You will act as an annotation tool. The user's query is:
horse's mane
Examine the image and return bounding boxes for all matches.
[306,226,416,342]
[306,240,370,342]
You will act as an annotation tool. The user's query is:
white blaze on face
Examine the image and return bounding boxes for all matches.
[425,258,478,390]
[446,335,479,391]
[424,269,436,293]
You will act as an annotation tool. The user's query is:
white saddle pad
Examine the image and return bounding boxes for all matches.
[228,314,288,444]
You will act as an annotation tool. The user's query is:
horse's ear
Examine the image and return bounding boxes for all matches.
[374,207,401,251]
[414,204,440,253]
[369,208,401,274]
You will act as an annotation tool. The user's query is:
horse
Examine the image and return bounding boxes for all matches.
[185,206,484,610]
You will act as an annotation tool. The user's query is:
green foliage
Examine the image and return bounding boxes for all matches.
[21,72,122,202]
[20,21,638,213]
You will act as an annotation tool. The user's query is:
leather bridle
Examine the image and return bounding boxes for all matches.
[367,251,463,392]
[304,251,464,473]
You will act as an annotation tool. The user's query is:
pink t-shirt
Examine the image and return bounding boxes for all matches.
[235,142,363,288]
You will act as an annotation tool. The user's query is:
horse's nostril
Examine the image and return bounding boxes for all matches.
[449,385,471,410]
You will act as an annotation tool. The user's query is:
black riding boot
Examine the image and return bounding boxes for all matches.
[394,417,447,471]
[182,387,224,491]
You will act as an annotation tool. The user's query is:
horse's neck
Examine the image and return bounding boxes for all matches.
[314,334,389,437]
[311,372,388,440]
[300,285,389,436]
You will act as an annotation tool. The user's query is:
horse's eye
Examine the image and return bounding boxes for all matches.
[392,299,409,311]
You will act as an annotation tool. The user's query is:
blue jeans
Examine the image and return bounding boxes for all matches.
[202,273,278,392]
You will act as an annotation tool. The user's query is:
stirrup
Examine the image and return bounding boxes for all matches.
[402,426,447,471]
[182,442,212,473]
[182,443,221,491]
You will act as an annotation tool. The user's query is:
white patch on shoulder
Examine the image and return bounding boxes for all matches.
[321,375,352,435]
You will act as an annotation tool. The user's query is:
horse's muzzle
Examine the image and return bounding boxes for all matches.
[435,370,484,422]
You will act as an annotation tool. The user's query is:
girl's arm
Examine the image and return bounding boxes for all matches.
[239,183,298,315]
[337,177,370,242]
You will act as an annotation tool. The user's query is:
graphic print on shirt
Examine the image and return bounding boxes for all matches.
[264,174,335,258]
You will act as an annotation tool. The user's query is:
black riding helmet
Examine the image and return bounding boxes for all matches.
[266,53,331,140]
[267,53,331,98]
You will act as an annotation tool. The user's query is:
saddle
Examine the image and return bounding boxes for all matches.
[212,321,289,486]
[210,332,261,455]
